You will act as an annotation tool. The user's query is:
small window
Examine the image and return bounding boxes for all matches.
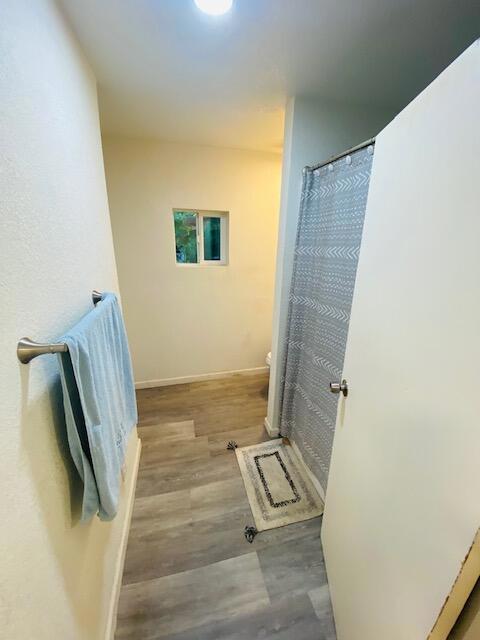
[173,209,228,265]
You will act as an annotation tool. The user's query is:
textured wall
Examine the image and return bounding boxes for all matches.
[103,137,281,385]
[0,1,138,637]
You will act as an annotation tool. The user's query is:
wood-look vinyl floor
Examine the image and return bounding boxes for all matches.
[115,373,337,640]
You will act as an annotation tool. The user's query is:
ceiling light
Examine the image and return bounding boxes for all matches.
[194,0,233,16]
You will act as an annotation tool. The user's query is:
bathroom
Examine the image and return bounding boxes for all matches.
[1,1,480,639]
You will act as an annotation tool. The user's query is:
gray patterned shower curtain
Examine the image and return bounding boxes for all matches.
[280,145,374,491]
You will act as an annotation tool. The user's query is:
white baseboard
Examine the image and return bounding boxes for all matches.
[105,436,142,640]
[264,415,280,438]
[135,366,269,389]
[290,439,326,502]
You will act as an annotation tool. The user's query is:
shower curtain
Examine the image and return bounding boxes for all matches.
[280,145,374,491]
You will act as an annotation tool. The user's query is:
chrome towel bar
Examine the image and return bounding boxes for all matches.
[17,290,103,364]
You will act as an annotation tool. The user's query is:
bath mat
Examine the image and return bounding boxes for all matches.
[235,439,324,532]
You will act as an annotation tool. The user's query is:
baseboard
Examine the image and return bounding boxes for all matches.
[264,415,280,438]
[105,436,142,640]
[135,366,269,389]
[290,438,326,502]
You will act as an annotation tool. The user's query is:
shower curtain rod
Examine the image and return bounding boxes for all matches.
[304,136,376,173]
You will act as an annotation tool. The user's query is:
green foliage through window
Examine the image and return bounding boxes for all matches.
[174,211,198,263]
[173,210,227,265]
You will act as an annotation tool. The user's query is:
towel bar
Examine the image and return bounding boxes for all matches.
[17,290,102,364]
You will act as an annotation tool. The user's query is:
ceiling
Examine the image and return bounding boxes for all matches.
[61,0,480,152]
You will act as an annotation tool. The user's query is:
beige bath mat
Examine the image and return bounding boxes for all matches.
[235,439,324,534]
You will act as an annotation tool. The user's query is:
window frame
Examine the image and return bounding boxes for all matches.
[173,209,229,266]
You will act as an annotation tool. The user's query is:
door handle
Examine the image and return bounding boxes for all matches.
[329,380,348,397]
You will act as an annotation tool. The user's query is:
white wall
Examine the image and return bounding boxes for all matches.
[266,97,396,435]
[102,137,282,386]
[0,1,138,638]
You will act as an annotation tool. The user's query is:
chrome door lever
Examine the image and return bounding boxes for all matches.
[329,380,348,397]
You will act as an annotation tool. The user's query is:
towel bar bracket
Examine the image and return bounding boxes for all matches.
[17,290,103,364]
[17,338,68,363]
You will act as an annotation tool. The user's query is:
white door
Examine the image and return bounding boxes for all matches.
[321,42,480,640]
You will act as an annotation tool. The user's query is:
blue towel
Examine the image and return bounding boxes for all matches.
[57,292,137,521]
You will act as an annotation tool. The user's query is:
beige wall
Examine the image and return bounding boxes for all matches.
[0,1,138,638]
[103,137,281,385]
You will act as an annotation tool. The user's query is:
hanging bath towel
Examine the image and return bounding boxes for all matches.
[57,292,137,521]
